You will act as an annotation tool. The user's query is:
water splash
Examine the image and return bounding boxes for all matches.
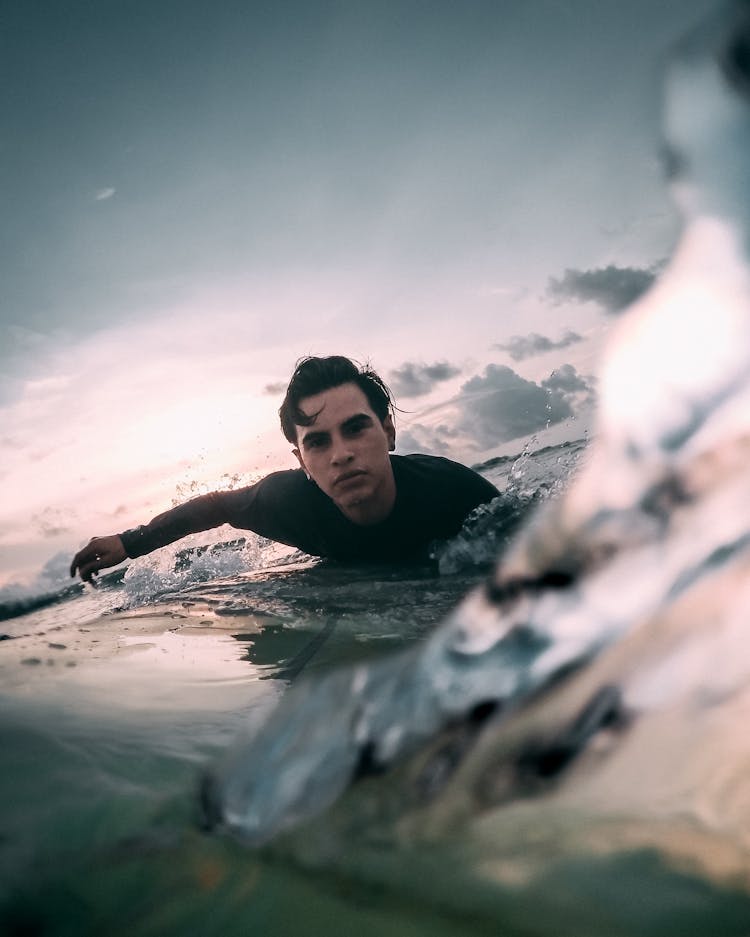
[435,440,586,574]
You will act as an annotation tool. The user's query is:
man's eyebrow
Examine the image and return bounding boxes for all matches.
[300,428,330,446]
[341,413,373,430]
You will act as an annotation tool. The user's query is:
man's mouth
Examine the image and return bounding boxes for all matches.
[334,470,366,487]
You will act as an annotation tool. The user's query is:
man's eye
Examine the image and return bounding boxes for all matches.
[306,437,326,449]
[344,421,368,436]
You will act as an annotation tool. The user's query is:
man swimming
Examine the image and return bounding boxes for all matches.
[70,356,499,582]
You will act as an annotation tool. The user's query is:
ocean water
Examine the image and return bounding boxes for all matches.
[6,5,750,932]
[0,442,583,937]
[103,6,750,930]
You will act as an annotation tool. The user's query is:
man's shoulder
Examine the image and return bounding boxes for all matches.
[388,453,498,539]
[392,453,459,470]
[255,468,311,493]
[392,452,487,479]
[391,453,499,497]
[219,468,319,512]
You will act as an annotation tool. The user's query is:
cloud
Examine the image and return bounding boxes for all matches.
[94,187,116,201]
[398,362,595,455]
[396,423,459,456]
[263,381,287,395]
[388,360,462,398]
[541,363,594,399]
[31,507,75,538]
[496,329,583,362]
[547,262,662,314]
[540,364,596,404]
[455,364,576,448]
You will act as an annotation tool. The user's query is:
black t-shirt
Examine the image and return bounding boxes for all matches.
[120,454,499,563]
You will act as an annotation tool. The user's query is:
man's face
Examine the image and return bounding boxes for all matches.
[293,382,396,523]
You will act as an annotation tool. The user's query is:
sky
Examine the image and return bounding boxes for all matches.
[0,0,719,585]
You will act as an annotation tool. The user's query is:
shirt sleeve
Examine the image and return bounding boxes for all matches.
[118,470,311,559]
[118,488,255,558]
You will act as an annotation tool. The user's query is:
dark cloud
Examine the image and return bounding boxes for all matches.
[541,363,594,399]
[547,262,663,314]
[456,364,573,448]
[396,424,458,456]
[263,381,287,396]
[496,329,583,362]
[389,361,462,398]
[398,362,595,454]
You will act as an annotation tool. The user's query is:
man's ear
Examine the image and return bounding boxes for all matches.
[292,447,311,479]
[383,415,396,451]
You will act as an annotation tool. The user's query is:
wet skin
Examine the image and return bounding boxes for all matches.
[292,382,397,526]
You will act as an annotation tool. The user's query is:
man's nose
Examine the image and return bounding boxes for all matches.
[330,437,354,465]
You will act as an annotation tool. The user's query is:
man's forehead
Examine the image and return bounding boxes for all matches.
[299,384,374,416]
[295,382,376,427]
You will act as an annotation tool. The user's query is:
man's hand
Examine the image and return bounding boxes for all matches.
[70,535,127,583]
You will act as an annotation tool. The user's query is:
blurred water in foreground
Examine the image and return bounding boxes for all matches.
[0,442,584,937]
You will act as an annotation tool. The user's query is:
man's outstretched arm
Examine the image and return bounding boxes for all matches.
[70,491,241,583]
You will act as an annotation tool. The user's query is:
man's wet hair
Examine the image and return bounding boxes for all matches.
[279,355,395,443]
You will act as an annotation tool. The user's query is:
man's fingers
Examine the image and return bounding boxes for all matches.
[70,549,89,578]
[78,559,100,583]
[70,548,91,577]
[71,541,104,581]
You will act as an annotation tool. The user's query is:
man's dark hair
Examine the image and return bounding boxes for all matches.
[279,355,395,443]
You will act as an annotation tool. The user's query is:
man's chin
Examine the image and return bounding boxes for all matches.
[334,483,395,525]
[332,478,370,501]
[335,492,369,511]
